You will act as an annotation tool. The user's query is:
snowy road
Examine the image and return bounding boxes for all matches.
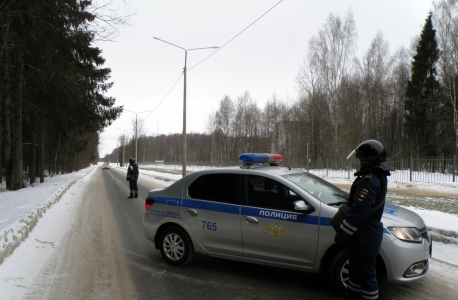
[1,166,457,299]
[14,167,136,299]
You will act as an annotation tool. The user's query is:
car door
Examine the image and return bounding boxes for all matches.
[181,173,242,256]
[240,174,320,267]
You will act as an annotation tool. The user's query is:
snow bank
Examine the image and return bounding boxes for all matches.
[0,166,97,265]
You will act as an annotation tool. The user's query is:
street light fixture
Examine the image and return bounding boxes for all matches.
[153,37,219,177]
[123,109,154,163]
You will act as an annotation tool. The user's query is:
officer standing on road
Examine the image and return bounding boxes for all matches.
[334,140,394,300]
[126,158,139,198]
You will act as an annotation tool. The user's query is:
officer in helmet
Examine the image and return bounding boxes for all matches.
[334,140,394,300]
[126,158,139,198]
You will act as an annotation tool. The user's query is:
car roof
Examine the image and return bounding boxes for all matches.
[189,165,303,177]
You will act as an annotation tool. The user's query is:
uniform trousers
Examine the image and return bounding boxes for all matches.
[344,222,383,300]
[345,254,378,300]
[129,180,138,196]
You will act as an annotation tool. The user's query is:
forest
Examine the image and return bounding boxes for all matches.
[104,1,458,169]
[1,0,125,190]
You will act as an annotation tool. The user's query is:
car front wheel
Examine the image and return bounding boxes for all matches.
[328,250,350,295]
[328,250,383,295]
[159,227,194,266]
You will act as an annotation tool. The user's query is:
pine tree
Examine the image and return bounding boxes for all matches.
[405,13,444,156]
[1,0,123,189]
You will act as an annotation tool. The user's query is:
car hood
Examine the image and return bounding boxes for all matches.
[381,203,426,229]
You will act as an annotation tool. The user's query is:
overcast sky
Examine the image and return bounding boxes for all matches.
[96,0,434,158]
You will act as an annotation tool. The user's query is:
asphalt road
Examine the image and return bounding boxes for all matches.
[24,167,458,300]
[102,167,342,300]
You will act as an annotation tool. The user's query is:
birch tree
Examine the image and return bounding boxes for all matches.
[215,96,235,160]
[297,10,357,159]
[357,32,392,141]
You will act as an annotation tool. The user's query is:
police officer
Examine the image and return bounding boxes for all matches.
[334,140,394,300]
[126,158,139,198]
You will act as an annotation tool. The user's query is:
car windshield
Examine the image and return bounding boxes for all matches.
[282,172,348,205]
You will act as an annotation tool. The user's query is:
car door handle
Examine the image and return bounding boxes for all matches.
[245,216,258,224]
[187,209,198,217]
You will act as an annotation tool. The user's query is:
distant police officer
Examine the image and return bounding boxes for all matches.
[334,140,394,300]
[126,158,139,198]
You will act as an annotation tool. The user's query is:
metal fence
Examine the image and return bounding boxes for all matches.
[140,156,457,183]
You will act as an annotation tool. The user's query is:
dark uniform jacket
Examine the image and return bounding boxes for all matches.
[126,163,139,181]
[334,167,389,255]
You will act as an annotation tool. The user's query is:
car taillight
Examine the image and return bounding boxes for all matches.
[145,197,156,211]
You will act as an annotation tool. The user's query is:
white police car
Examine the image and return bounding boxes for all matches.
[143,153,431,294]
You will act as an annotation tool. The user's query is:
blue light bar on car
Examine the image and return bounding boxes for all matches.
[239,153,283,163]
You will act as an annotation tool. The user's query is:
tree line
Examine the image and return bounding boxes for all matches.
[104,1,458,166]
[1,0,125,190]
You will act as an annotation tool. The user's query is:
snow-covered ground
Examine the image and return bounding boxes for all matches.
[0,163,457,299]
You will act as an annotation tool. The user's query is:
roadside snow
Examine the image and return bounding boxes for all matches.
[0,166,98,298]
[0,166,97,265]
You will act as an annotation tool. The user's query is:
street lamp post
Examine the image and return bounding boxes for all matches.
[115,127,133,167]
[124,109,154,163]
[153,37,219,177]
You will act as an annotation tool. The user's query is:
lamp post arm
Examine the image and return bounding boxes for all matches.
[153,37,186,52]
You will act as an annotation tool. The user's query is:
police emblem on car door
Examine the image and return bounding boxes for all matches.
[240,175,320,267]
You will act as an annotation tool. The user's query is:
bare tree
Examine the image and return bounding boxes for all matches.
[206,113,217,162]
[233,92,260,154]
[297,10,357,159]
[86,0,134,41]
[387,46,412,156]
[215,96,235,161]
[434,0,458,79]
[356,31,392,141]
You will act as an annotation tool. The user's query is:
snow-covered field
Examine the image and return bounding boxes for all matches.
[0,163,457,299]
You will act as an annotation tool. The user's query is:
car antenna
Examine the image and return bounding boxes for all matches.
[278,160,291,170]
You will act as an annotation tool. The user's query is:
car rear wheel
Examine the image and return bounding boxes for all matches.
[159,227,194,266]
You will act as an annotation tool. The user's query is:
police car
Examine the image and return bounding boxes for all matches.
[143,153,431,294]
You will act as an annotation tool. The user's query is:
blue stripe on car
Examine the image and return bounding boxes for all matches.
[182,199,240,214]
[155,197,337,226]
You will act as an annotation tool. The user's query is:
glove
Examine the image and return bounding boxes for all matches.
[334,228,350,246]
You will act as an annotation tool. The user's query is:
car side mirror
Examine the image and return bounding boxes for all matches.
[294,200,309,212]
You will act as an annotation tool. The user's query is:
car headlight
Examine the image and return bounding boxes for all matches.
[387,226,423,243]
